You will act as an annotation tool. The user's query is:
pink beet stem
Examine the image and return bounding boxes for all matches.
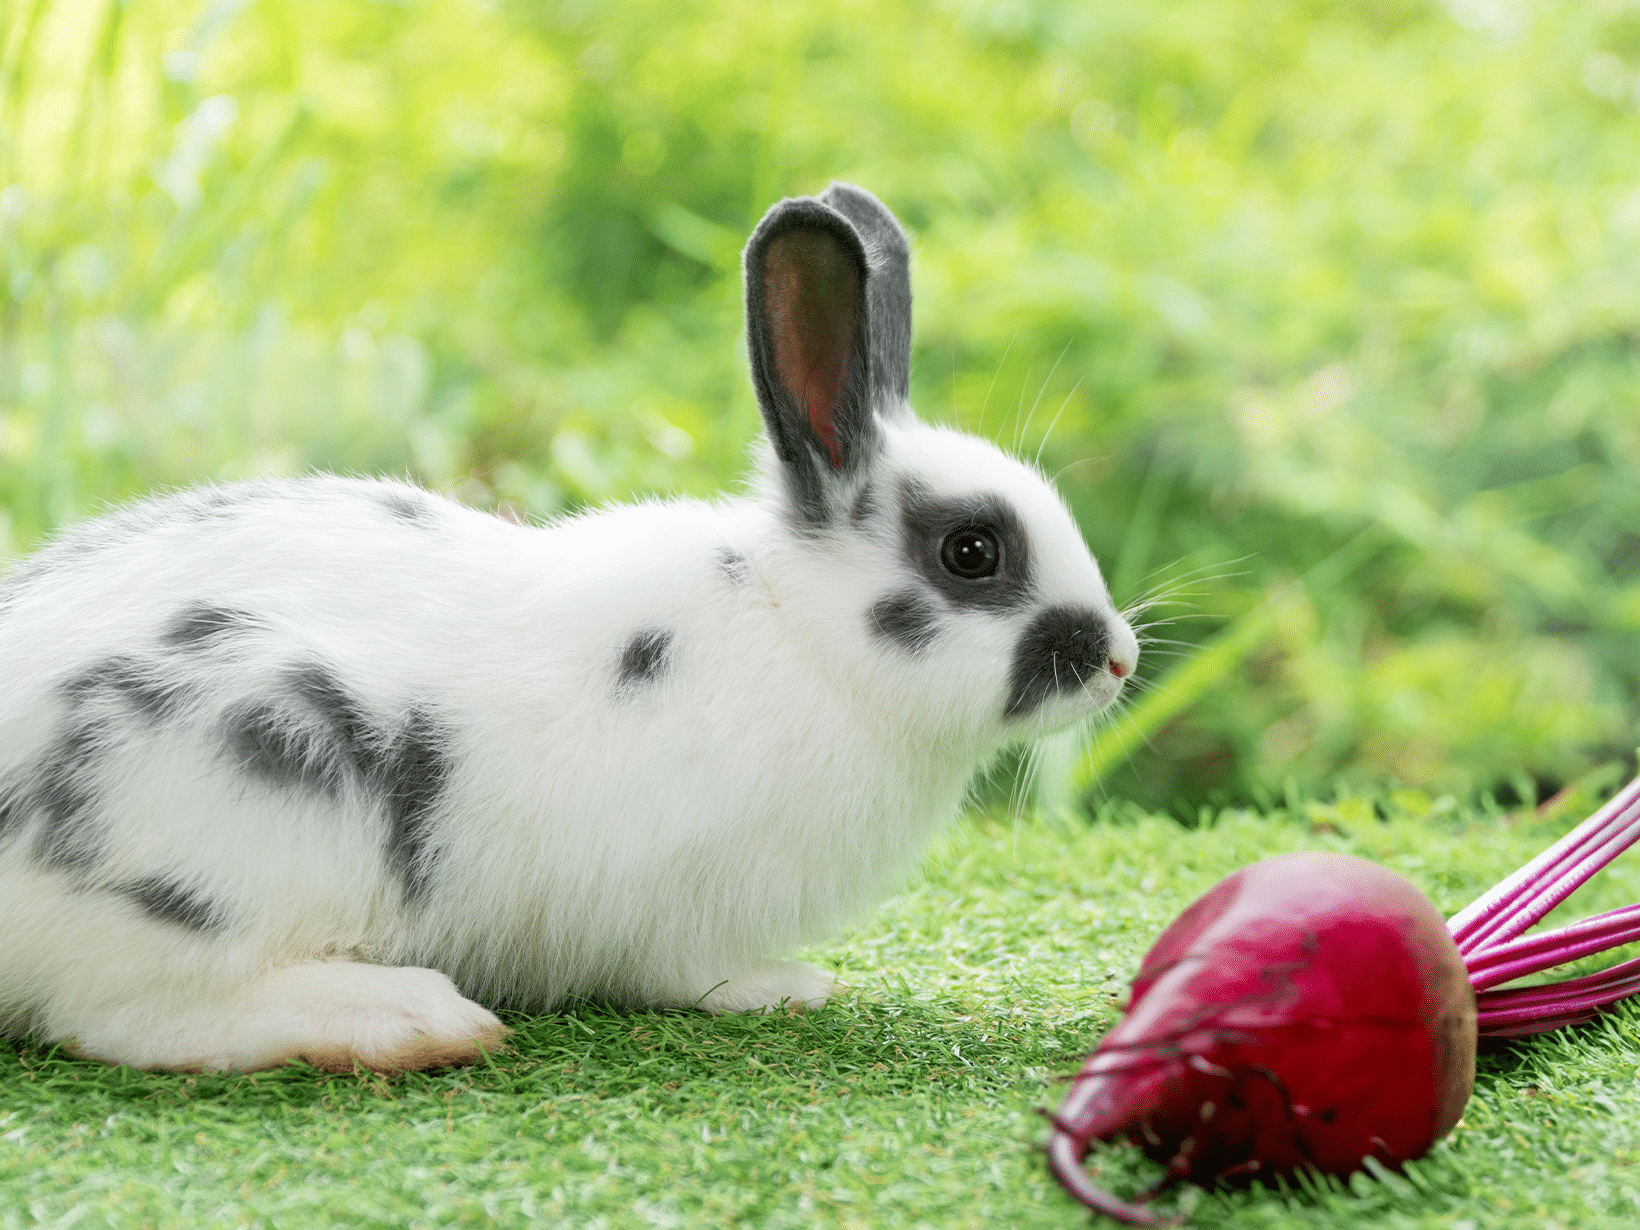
[1046,1129,1181,1228]
[1476,954,1640,1014]
[1460,812,1640,957]
[1449,774,1640,1036]
[1465,902,1640,991]
[1447,775,1640,943]
[1449,776,1640,955]
[1478,1011,1598,1038]
[1475,956,1640,1036]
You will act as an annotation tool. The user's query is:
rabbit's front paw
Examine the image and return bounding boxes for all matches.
[260,962,509,1073]
[695,961,837,1013]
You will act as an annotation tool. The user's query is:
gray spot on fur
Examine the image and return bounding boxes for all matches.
[380,708,451,904]
[0,557,54,606]
[718,549,749,586]
[850,481,877,526]
[183,486,258,518]
[226,699,346,798]
[224,664,452,903]
[31,724,106,871]
[163,605,253,649]
[869,591,940,653]
[226,665,372,798]
[64,656,189,721]
[0,781,25,844]
[28,655,194,872]
[118,875,228,933]
[380,490,435,525]
[617,629,673,689]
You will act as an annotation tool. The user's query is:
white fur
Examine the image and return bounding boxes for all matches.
[0,196,1137,1073]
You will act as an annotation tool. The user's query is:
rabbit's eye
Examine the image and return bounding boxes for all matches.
[940,528,1000,579]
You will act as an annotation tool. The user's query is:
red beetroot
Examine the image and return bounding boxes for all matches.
[1046,853,1475,1225]
[1048,775,1640,1224]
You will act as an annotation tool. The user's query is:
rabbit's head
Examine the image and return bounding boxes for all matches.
[742,184,1137,750]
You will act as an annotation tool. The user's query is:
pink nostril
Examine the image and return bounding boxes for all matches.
[1109,660,1131,679]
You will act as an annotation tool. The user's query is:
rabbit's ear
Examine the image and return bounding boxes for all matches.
[744,197,876,520]
[820,182,911,409]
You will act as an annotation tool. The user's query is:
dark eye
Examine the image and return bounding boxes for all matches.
[940,527,1000,579]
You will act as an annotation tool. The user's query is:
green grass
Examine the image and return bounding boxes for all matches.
[6,791,1640,1227]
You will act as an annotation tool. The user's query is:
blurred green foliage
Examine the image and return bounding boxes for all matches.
[2,0,1638,812]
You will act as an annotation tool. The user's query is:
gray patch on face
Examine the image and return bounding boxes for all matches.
[617,629,673,689]
[31,724,107,872]
[380,490,435,525]
[869,591,940,653]
[1004,605,1111,719]
[163,604,254,649]
[897,477,1033,612]
[224,664,452,904]
[718,549,749,586]
[118,875,228,933]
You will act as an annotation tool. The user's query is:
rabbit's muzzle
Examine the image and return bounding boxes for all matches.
[1004,605,1121,719]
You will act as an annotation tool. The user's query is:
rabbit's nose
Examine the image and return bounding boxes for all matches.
[1105,611,1140,682]
[1004,605,1117,718]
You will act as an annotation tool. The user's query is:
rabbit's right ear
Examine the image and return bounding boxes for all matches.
[744,197,876,524]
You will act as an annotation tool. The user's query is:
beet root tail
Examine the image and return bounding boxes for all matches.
[1045,1129,1183,1227]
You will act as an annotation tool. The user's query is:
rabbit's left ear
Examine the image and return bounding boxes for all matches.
[820,182,911,410]
[744,196,877,521]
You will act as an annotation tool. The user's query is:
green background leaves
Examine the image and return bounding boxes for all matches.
[3,0,1638,810]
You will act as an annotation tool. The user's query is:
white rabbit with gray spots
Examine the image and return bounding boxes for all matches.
[0,185,1137,1072]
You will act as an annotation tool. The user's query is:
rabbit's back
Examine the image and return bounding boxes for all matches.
[0,475,761,744]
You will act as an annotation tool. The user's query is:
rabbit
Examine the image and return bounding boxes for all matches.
[0,183,1138,1073]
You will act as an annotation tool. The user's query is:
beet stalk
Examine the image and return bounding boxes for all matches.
[1453,774,1640,1036]
[1047,775,1640,1224]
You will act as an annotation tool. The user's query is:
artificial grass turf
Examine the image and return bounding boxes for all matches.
[5,793,1640,1228]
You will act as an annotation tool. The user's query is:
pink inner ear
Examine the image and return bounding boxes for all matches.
[764,232,860,469]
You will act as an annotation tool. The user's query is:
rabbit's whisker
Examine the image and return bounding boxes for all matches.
[975,333,1016,437]
[1018,341,1072,459]
[1034,377,1083,471]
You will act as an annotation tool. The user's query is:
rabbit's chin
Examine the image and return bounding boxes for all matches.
[1011,684,1127,741]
